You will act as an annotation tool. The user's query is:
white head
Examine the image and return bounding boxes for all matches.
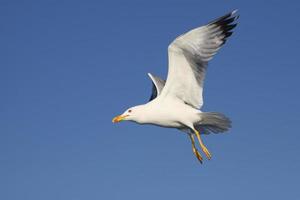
[112,105,146,124]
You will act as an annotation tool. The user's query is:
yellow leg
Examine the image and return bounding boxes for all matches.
[194,129,212,160]
[189,134,203,164]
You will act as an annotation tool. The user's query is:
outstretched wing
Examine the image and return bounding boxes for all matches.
[161,10,239,109]
[148,73,166,101]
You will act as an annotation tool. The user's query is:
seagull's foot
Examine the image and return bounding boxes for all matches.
[201,144,212,160]
[193,129,212,160]
[193,147,203,164]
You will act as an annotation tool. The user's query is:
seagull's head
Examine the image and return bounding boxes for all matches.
[112,105,146,124]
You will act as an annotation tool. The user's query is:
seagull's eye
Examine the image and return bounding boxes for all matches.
[128,109,132,113]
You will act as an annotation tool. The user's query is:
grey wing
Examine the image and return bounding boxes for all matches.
[148,73,166,101]
[161,10,239,109]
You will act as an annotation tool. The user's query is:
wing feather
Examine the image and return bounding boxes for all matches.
[161,10,239,108]
[148,73,166,101]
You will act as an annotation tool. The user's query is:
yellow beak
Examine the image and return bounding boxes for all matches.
[112,115,128,123]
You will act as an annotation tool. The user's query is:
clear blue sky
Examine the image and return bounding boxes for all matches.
[1,0,300,199]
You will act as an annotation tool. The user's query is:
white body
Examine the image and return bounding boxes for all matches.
[136,96,202,128]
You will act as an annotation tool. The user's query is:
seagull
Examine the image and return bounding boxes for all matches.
[112,10,238,163]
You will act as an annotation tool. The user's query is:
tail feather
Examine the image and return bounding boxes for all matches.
[195,112,232,134]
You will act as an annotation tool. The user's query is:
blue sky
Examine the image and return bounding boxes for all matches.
[1,0,300,199]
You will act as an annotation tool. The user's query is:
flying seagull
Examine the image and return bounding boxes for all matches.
[113,10,238,163]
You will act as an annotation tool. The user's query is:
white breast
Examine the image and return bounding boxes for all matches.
[141,96,201,128]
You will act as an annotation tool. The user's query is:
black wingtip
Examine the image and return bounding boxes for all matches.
[208,10,239,45]
[208,10,239,25]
